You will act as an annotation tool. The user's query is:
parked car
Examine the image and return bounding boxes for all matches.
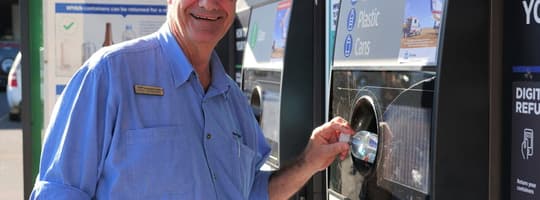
[0,41,19,91]
[7,52,21,121]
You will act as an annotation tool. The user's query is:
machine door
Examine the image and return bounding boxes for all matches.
[328,70,435,200]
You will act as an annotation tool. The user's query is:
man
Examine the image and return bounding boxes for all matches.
[30,0,354,199]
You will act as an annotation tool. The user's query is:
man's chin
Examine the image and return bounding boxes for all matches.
[189,32,224,45]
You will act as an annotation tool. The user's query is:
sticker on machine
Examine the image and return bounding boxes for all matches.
[397,0,444,65]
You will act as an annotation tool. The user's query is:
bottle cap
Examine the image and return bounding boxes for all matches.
[339,133,351,143]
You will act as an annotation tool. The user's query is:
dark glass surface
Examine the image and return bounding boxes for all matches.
[242,69,282,168]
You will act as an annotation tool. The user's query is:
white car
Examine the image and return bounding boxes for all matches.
[6,52,21,121]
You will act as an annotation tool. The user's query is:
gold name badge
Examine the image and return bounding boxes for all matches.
[134,85,164,96]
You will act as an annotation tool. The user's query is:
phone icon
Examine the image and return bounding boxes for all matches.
[521,128,534,160]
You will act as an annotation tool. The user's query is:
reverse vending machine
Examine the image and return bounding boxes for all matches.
[241,0,324,171]
[327,0,493,199]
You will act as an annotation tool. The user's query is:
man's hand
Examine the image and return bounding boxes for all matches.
[268,117,355,200]
[301,116,355,173]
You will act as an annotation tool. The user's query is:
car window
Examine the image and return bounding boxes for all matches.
[0,41,20,73]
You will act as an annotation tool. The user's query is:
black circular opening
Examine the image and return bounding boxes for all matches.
[250,89,262,124]
[349,95,379,175]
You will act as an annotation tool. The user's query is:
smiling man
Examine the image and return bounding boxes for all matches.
[30,0,354,199]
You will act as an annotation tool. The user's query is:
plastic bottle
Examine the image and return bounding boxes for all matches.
[350,130,378,163]
[122,24,136,41]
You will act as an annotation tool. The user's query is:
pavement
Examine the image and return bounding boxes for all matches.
[0,92,24,200]
[0,128,23,200]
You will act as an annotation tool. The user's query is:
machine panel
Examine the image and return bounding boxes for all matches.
[328,70,435,199]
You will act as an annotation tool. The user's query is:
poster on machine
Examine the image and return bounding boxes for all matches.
[54,0,167,78]
[397,0,444,65]
[270,0,291,61]
[243,0,292,69]
[511,66,540,199]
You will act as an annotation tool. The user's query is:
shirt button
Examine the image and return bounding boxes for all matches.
[213,174,217,180]
[206,133,212,139]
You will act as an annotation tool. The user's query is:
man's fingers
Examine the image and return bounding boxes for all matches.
[332,117,354,132]
[330,123,355,135]
[328,142,349,157]
[339,150,348,160]
[317,117,355,138]
[330,116,347,123]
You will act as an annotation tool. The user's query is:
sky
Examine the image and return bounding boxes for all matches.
[403,0,444,28]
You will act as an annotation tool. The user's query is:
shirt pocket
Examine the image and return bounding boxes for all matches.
[125,126,194,199]
[232,131,259,199]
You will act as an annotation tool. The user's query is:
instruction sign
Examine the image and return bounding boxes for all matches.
[333,0,444,67]
[53,1,166,77]
[511,66,540,199]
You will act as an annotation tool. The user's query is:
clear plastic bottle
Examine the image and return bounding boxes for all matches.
[122,24,136,42]
[350,130,378,163]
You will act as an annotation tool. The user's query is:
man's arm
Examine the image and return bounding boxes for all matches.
[31,61,114,199]
[268,117,355,200]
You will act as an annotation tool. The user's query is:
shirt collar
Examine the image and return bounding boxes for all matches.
[157,23,231,94]
[208,51,231,96]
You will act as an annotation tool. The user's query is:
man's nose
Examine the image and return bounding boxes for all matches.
[198,0,219,10]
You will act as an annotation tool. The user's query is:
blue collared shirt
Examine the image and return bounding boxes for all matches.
[31,24,271,200]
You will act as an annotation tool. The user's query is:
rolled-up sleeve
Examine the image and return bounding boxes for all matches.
[249,170,272,200]
[30,181,91,200]
[247,105,272,200]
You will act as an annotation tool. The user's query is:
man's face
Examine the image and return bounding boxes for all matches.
[168,0,235,46]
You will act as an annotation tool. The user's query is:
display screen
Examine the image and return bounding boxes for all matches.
[243,0,293,69]
[333,0,445,68]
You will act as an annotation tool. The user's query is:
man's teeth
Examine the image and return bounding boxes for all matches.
[192,14,219,20]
